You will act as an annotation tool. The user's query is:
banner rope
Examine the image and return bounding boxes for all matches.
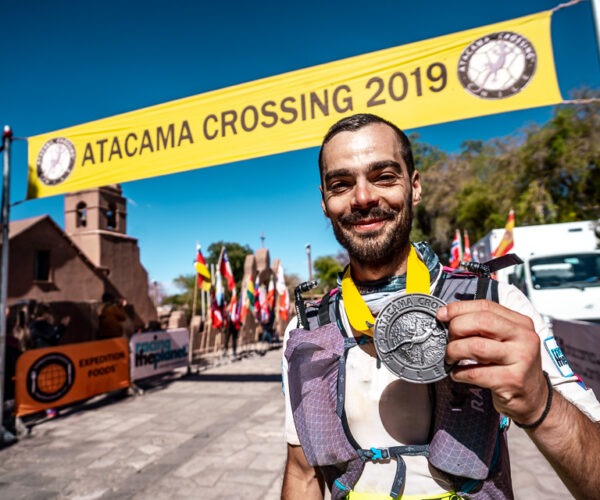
[551,0,586,12]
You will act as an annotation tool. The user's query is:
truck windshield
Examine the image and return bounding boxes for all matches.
[530,253,600,289]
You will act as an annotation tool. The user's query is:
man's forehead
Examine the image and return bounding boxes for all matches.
[322,123,405,172]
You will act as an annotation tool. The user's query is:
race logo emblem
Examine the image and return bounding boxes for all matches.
[36,137,76,186]
[374,293,451,384]
[27,352,75,403]
[458,31,537,99]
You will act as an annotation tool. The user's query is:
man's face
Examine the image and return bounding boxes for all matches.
[320,123,421,266]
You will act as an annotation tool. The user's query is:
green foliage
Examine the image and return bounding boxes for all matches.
[410,88,600,260]
[313,256,343,292]
[206,241,253,293]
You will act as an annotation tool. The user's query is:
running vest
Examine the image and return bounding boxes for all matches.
[285,272,514,500]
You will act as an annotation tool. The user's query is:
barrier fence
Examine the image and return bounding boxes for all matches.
[13,323,279,418]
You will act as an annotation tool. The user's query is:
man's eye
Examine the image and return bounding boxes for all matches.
[377,174,397,183]
[329,181,350,191]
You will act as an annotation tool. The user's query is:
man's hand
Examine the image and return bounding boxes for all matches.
[437,299,547,426]
[282,444,324,500]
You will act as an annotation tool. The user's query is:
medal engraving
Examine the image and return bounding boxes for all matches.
[374,293,450,383]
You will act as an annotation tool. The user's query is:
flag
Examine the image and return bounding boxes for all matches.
[215,270,225,307]
[229,287,239,325]
[493,209,515,257]
[279,287,289,322]
[240,283,249,323]
[220,247,236,291]
[449,229,462,269]
[194,244,211,292]
[211,293,223,328]
[247,276,255,310]
[267,275,275,309]
[259,285,269,323]
[275,263,286,295]
[463,230,472,262]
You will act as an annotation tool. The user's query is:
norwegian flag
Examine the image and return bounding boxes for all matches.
[449,229,463,269]
[220,248,236,291]
[463,230,472,262]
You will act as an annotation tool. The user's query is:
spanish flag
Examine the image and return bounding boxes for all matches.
[493,209,515,257]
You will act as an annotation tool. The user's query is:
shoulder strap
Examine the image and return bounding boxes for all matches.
[318,291,332,327]
[475,277,490,300]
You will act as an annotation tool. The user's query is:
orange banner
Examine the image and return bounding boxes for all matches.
[15,338,130,417]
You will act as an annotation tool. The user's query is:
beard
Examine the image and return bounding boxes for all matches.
[330,201,413,269]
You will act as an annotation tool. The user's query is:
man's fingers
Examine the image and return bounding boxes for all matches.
[438,299,534,331]
[446,336,509,365]
[444,310,526,342]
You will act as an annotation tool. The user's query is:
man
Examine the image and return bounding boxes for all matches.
[30,303,70,349]
[281,114,600,499]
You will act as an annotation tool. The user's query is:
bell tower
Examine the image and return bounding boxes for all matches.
[64,185,157,326]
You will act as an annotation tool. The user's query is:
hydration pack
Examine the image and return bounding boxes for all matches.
[285,271,514,500]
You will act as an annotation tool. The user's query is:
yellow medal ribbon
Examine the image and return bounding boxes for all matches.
[341,245,430,336]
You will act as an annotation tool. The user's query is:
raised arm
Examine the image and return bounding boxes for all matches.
[282,444,324,500]
[438,300,600,499]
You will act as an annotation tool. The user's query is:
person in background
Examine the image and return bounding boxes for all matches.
[29,303,70,349]
[224,312,239,358]
[98,292,127,339]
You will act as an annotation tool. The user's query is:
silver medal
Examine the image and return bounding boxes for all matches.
[374,293,450,384]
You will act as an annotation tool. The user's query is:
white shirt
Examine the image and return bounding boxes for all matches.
[282,281,600,496]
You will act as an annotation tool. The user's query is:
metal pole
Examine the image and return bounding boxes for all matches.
[305,243,313,281]
[592,0,600,67]
[0,126,13,443]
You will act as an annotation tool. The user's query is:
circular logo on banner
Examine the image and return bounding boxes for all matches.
[457,31,537,99]
[27,352,75,403]
[36,137,76,186]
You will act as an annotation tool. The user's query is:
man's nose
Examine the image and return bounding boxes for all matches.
[352,179,378,209]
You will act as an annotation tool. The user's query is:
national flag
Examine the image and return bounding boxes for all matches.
[493,209,515,258]
[229,287,239,324]
[275,263,286,295]
[240,284,249,323]
[194,244,211,292]
[267,275,275,309]
[449,229,462,269]
[254,276,261,320]
[463,230,472,262]
[211,293,223,328]
[215,270,225,307]
[279,287,289,322]
[220,247,236,291]
[259,285,269,323]
[247,276,255,310]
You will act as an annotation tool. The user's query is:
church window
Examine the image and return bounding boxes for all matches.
[76,201,87,227]
[34,250,51,282]
[106,203,117,229]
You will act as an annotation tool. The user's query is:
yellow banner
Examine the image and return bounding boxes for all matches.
[27,11,561,199]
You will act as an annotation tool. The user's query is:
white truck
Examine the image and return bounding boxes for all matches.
[471,220,600,323]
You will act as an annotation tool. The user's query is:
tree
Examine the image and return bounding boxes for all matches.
[313,256,343,292]
[206,241,253,289]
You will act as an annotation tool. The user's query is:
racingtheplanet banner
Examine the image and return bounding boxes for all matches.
[27,11,561,199]
[130,328,189,381]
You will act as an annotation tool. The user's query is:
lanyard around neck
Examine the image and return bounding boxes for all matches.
[341,245,430,336]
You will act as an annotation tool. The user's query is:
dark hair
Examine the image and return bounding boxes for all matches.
[318,113,415,184]
[33,303,51,319]
[102,292,115,303]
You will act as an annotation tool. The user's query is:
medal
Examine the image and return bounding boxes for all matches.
[373,293,450,383]
[342,245,451,383]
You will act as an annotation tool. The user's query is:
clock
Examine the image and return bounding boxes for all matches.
[36,137,76,186]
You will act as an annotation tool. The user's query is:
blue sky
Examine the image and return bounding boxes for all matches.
[2,0,599,294]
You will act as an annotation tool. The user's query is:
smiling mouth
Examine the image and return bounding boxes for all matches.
[350,218,388,231]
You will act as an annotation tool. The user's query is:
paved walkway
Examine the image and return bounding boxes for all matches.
[0,347,573,499]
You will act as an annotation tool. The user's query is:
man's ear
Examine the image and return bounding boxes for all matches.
[320,186,329,218]
[411,171,422,207]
